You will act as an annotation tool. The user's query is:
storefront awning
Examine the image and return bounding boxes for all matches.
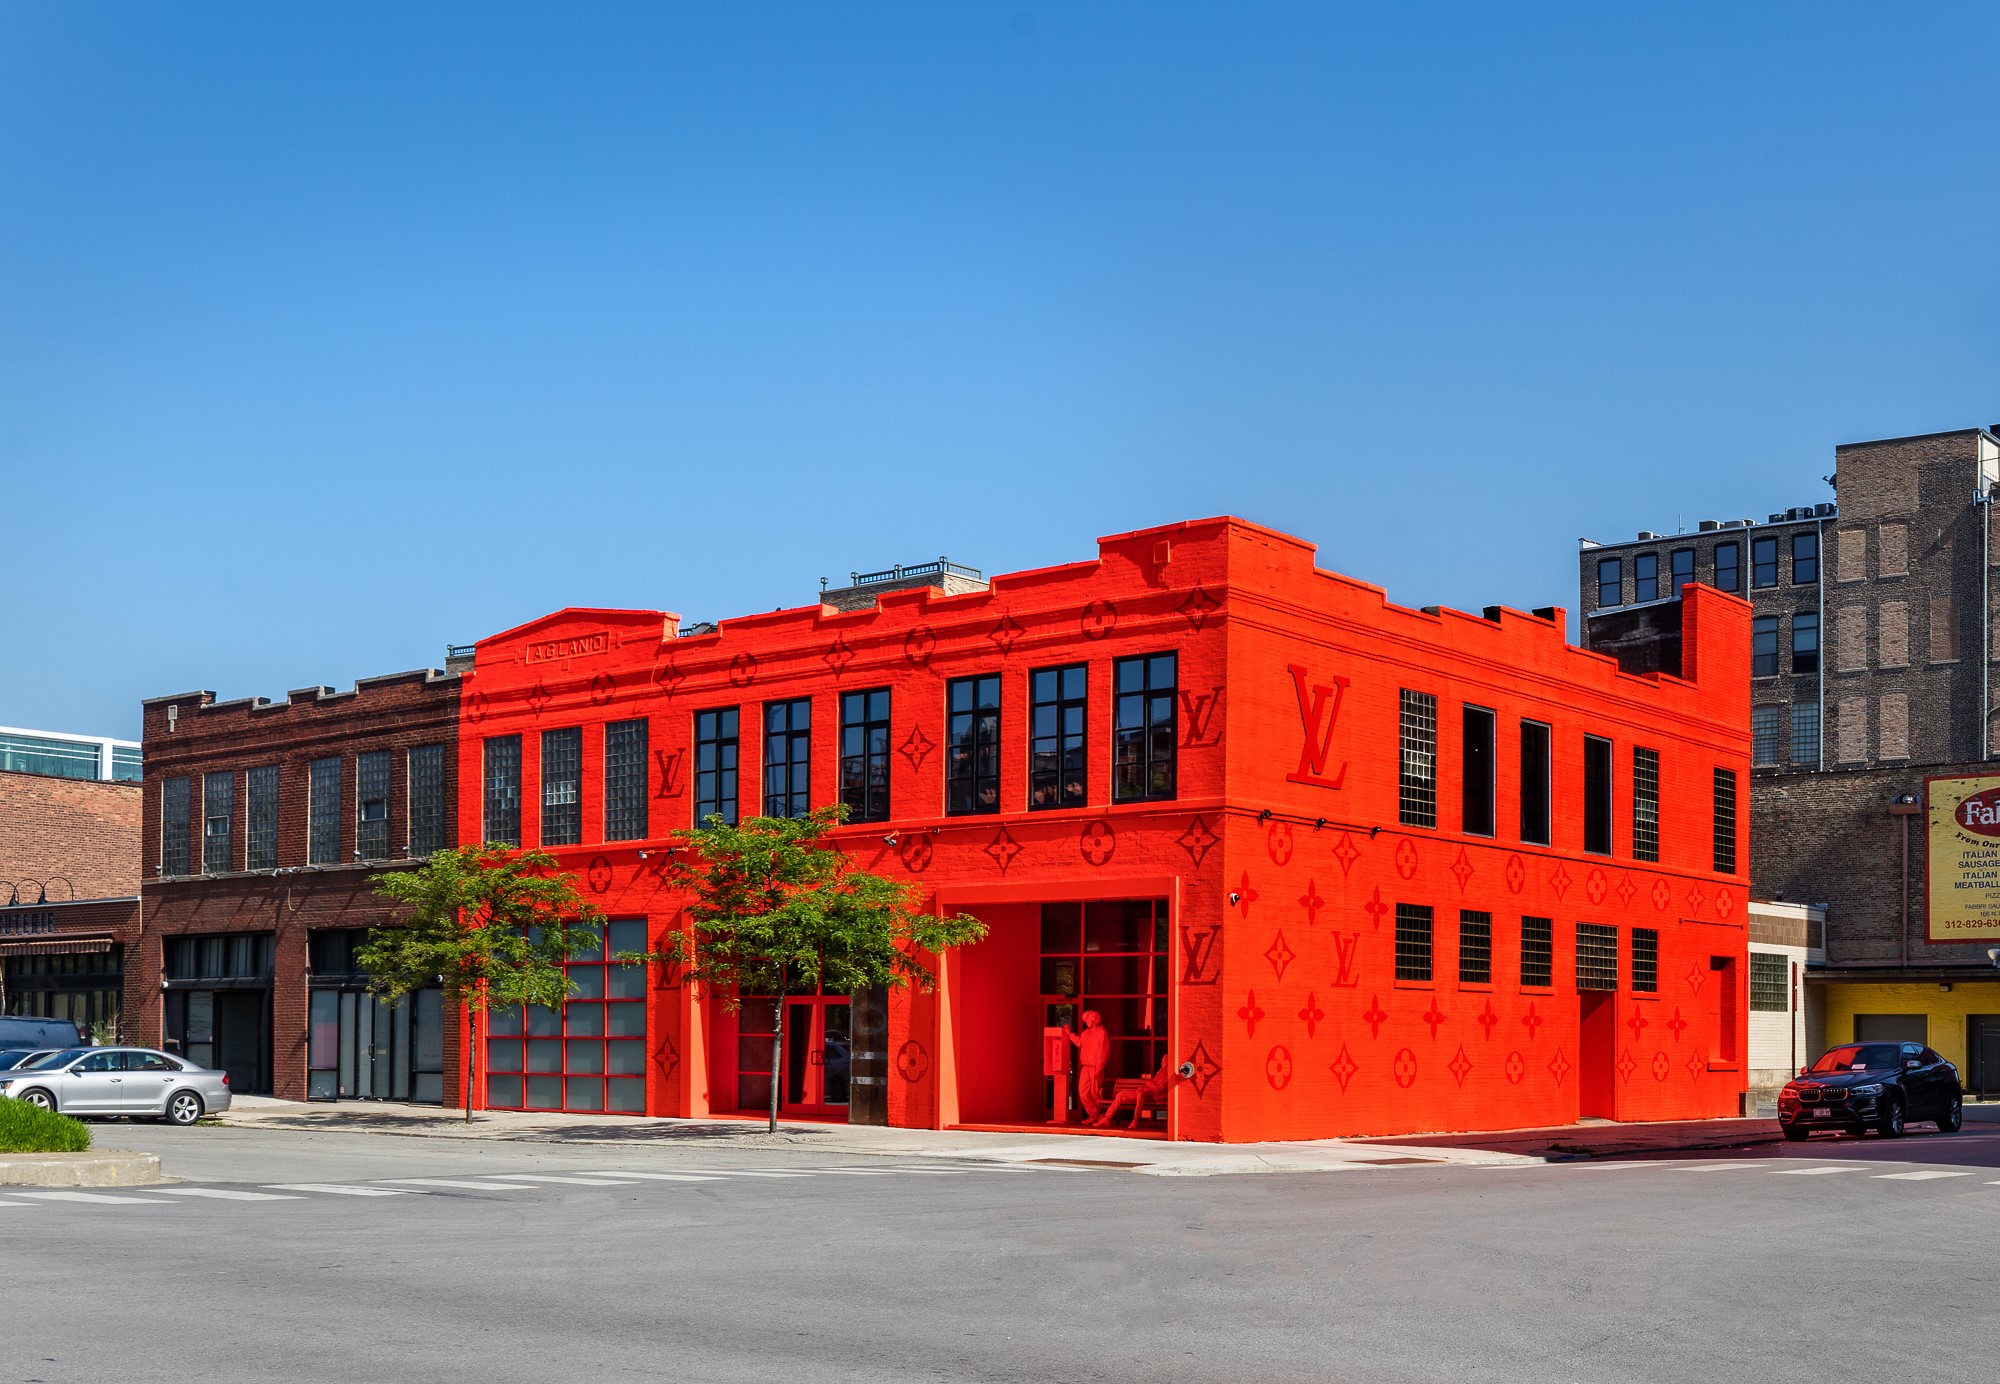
[0,935,116,958]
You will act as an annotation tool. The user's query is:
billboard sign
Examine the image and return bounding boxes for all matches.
[1926,774,2000,941]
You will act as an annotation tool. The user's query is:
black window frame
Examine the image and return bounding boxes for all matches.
[1751,615,1779,677]
[1399,689,1438,829]
[1631,746,1660,864]
[603,720,649,842]
[1790,702,1820,767]
[1791,612,1819,675]
[1632,928,1660,994]
[1712,767,1738,875]
[1714,541,1741,593]
[693,708,740,828]
[1751,706,1780,767]
[945,674,1002,816]
[1029,663,1088,811]
[1671,547,1695,597]
[1582,734,1613,856]
[1751,536,1778,589]
[1458,910,1492,985]
[1461,705,1496,837]
[1394,904,1433,983]
[1519,719,1552,846]
[1521,916,1554,988]
[1791,530,1819,584]
[1596,557,1621,608]
[1634,552,1659,603]
[1576,922,1619,991]
[1112,654,1177,804]
[762,698,812,820]
[840,688,892,823]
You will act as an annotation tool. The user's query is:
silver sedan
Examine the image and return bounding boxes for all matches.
[0,1047,232,1126]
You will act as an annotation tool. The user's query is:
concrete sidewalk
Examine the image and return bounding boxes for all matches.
[214,1097,1786,1174]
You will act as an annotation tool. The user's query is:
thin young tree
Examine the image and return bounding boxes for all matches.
[654,805,986,1133]
[362,844,604,1122]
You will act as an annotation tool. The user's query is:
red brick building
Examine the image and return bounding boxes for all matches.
[137,672,460,1098]
[458,517,1753,1141]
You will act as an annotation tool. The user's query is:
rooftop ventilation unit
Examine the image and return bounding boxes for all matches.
[1814,502,1836,517]
[1698,520,1720,532]
[1636,530,1661,540]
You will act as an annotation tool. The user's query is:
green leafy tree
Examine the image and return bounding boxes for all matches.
[363,844,604,1121]
[654,806,987,1132]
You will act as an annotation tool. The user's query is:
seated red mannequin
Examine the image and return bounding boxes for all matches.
[1090,1052,1184,1130]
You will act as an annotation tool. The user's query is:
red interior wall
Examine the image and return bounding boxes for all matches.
[1578,991,1616,1117]
[951,903,1043,1125]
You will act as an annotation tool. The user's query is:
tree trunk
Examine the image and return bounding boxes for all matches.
[465,1007,478,1124]
[768,983,784,1134]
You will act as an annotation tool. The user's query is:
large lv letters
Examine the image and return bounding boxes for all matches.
[1285,664,1350,790]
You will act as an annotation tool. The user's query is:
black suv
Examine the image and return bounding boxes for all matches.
[1778,1042,1963,1141]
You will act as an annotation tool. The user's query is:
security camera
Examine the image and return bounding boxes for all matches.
[1176,1062,1196,1079]
[1228,892,1241,906]
[883,833,899,846]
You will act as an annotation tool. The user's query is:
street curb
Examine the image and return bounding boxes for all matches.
[0,1151,162,1187]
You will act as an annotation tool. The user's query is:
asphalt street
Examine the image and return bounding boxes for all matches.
[6,1120,2000,1384]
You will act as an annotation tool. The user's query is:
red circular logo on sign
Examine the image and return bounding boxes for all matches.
[1958,787,2000,837]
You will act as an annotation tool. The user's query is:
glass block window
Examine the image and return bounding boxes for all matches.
[1632,928,1659,994]
[1519,720,1552,846]
[1752,536,1778,589]
[946,675,1002,815]
[407,744,448,859]
[1634,552,1659,603]
[1750,952,1789,1012]
[1671,548,1695,597]
[309,757,342,865]
[1631,746,1660,864]
[1521,916,1553,988]
[1752,616,1779,677]
[839,689,891,823]
[603,720,649,842]
[1398,689,1437,828]
[202,771,233,874]
[1792,530,1819,584]
[1030,664,1088,810]
[1394,904,1433,982]
[541,727,583,845]
[1583,735,1612,855]
[1713,768,1739,875]
[356,750,392,861]
[1792,612,1820,674]
[484,735,522,847]
[1751,707,1780,766]
[1596,557,1621,607]
[1790,703,1820,767]
[692,709,739,827]
[1576,923,1619,991]
[1458,910,1492,985]
[484,918,648,1114]
[246,764,280,871]
[763,699,812,819]
[1714,541,1741,593]
[1113,654,1177,803]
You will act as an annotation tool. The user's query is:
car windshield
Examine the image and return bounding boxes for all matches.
[24,1048,90,1071]
[0,1050,34,1069]
[1809,1044,1903,1074]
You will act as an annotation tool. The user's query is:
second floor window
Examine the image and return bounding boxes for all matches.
[1596,557,1621,607]
[484,735,521,847]
[1519,719,1551,846]
[1113,654,1177,803]
[1459,910,1492,985]
[1634,552,1659,603]
[694,709,739,826]
[1752,616,1779,677]
[1791,703,1821,767]
[603,720,649,841]
[1394,904,1433,982]
[1751,706,1780,766]
[1030,664,1087,810]
[1461,705,1495,837]
[1671,548,1695,597]
[309,756,342,864]
[946,675,1001,815]
[840,689,891,823]
[408,745,448,858]
[246,764,280,870]
[1631,746,1660,864]
[1714,541,1741,592]
[1582,735,1612,855]
[1398,689,1437,828]
[763,699,812,819]
[1792,612,1820,674]
[1792,530,1819,583]
[542,728,583,845]
[161,778,192,876]
[1521,916,1553,988]
[1752,536,1778,589]
[202,771,233,874]
[356,750,391,861]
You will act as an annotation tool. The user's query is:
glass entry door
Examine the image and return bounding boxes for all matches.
[308,986,443,1103]
[782,998,850,1115]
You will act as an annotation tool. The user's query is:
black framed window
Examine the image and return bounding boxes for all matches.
[1751,616,1779,677]
[484,735,521,847]
[1030,664,1088,810]
[1596,557,1621,607]
[1458,910,1492,985]
[1792,612,1819,674]
[1113,654,1177,802]
[1519,719,1551,846]
[1632,928,1659,994]
[604,720,649,841]
[1399,689,1437,828]
[309,756,342,865]
[541,728,583,845]
[694,709,739,827]
[1576,923,1619,991]
[763,699,812,819]
[1750,952,1788,1011]
[946,675,1002,815]
[202,771,233,874]
[1790,703,1820,766]
[1714,541,1741,593]
[246,764,280,871]
[1521,917,1553,988]
[840,689,891,823]
[1631,746,1660,864]
[1582,735,1612,855]
[356,750,391,861]
[1792,530,1818,584]
[1712,768,1738,875]
[1634,552,1659,603]
[407,745,448,859]
[1394,904,1433,982]
[1461,705,1495,836]
[1751,536,1778,589]
[1671,548,1695,597]
[1751,706,1779,765]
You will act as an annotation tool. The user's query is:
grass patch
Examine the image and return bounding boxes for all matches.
[0,1097,92,1153]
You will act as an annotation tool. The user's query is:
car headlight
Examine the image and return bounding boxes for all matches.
[1851,1083,1883,1096]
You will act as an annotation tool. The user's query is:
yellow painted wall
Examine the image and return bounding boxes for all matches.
[1821,982,2000,1072]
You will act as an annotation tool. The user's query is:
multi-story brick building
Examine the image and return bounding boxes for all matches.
[1579,425,2000,1093]
[136,671,460,1099]
[0,725,143,1038]
[459,516,1752,1142]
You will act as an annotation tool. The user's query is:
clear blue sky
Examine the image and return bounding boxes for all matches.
[5,3,1997,739]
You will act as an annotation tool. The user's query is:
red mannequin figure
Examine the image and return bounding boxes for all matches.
[1067,1010,1112,1122]
[1091,1052,1184,1130]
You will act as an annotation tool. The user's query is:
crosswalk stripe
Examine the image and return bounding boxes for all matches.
[11,1191,179,1205]
[1873,1170,1971,1181]
[151,1187,303,1201]
[267,1184,421,1197]
[372,1179,537,1191]
[1771,1167,1862,1175]
[801,1169,897,1176]
[576,1171,733,1181]
[1674,1164,1759,1172]
[486,1175,639,1186]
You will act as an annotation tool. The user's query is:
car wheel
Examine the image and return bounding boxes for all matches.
[165,1091,204,1127]
[15,1089,55,1113]
[1938,1095,1963,1133]
[1879,1096,1906,1138]
[1782,1124,1812,1142]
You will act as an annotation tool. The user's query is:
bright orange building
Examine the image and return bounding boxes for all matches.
[458,517,1751,1142]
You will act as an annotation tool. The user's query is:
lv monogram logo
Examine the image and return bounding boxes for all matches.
[1181,923,1223,985]
[1331,931,1361,987]
[654,748,686,799]
[1179,688,1224,747]
[1285,663,1350,790]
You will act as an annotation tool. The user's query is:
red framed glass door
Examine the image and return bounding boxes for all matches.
[737,991,850,1119]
